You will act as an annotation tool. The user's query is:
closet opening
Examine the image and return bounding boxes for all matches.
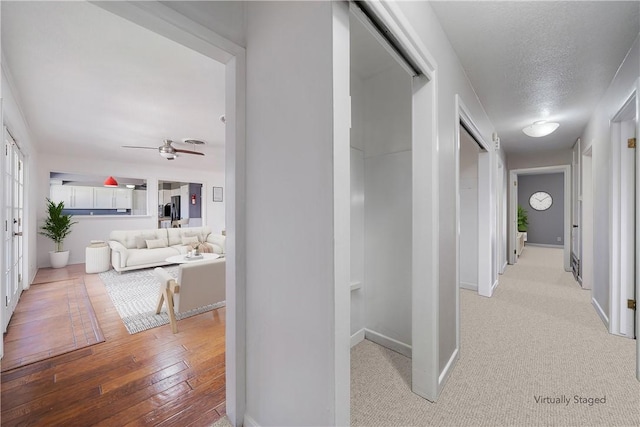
[347,0,440,404]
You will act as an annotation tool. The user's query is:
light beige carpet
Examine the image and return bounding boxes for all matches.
[351,246,640,426]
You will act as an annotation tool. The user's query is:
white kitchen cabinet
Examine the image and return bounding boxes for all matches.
[115,189,132,209]
[72,186,94,208]
[94,188,115,209]
[93,188,132,209]
[49,184,71,206]
[50,185,93,209]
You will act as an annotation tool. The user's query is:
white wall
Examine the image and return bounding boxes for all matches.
[360,62,413,350]
[36,153,224,267]
[459,127,479,289]
[396,1,499,377]
[580,34,640,325]
[507,149,573,171]
[350,76,365,338]
[245,2,340,425]
[350,148,365,337]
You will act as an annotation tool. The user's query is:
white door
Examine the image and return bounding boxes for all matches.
[2,129,25,332]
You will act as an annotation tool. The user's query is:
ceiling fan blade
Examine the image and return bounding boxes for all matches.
[122,145,158,150]
[174,149,205,156]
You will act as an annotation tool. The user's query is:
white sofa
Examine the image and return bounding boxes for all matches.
[108,226,225,272]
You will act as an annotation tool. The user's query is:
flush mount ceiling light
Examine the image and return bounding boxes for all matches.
[125,184,136,189]
[103,176,118,187]
[522,120,560,138]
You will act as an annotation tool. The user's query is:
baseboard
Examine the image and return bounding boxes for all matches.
[491,279,499,293]
[438,347,459,387]
[526,243,563,249]
[244,414,260,427]
[459,281,477,291]
[364,328,412,358]
[351,328,365,348]
[500,261,508,274]
[592,297,609,328]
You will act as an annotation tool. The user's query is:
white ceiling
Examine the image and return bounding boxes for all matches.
[4,2,639,162]
[1,1,226,168]
[430,1,640,153]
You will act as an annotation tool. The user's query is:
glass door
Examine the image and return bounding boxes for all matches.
[2,128,24,332]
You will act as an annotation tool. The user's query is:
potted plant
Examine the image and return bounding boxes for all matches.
[39,198,77,268]
[517,204,528,232]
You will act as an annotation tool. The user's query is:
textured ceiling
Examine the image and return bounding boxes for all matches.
[1,1,225,169]
[430,1,640,153]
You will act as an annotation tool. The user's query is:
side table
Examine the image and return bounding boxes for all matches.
[86,241,111,273]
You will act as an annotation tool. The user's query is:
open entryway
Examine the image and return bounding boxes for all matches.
[508,166,571,272]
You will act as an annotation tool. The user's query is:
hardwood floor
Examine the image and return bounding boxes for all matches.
[1,264,226,426]
[1,277,105,372]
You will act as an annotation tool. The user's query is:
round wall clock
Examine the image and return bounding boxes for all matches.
[529,191,552,211]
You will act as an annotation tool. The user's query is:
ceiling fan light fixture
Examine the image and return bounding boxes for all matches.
[522,120,560,138]
[159,151,176,160]
[104,176,118,187]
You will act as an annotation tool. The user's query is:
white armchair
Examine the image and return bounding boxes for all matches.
[154,258,226,333]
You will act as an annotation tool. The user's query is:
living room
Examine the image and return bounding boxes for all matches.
[1,2,232,423]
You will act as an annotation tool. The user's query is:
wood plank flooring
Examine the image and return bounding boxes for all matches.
[1,264,226,426]
[1,277,105,372]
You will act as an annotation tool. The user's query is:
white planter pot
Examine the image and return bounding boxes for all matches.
[50,250,70,269]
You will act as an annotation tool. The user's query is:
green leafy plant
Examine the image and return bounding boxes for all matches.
[39,198,77,252]
[517,204,528,232]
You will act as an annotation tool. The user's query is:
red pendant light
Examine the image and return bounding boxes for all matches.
[104,176,118,187]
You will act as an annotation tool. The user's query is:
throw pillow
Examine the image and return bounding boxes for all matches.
[135,234,156,249]
[146,238,168,249]
[181,235,200,245]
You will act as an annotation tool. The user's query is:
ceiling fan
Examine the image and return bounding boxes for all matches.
[122,139,205,160]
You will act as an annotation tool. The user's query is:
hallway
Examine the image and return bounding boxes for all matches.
[351,247,639,426]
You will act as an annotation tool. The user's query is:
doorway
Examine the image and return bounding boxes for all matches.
[1,128,25,333]
[455,98,495,298]
[509,166,572,271]
[610,90,637,339]
[346,0,440,402]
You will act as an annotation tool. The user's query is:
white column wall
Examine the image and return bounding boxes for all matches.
[245,2,340,425]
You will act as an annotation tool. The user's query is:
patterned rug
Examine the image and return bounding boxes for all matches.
[1,278,105,372]
[99,266,225,334]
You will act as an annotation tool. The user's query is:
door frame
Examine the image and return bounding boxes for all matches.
[93,3,246,425]
[1,128,26,334]
[610,84,638,339]
[508,165,572,271]
[455,95,495,298]
[360,0,442,401]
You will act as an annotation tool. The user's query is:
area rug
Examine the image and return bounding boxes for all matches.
[1,278,105,372]
[99,266,225,334]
